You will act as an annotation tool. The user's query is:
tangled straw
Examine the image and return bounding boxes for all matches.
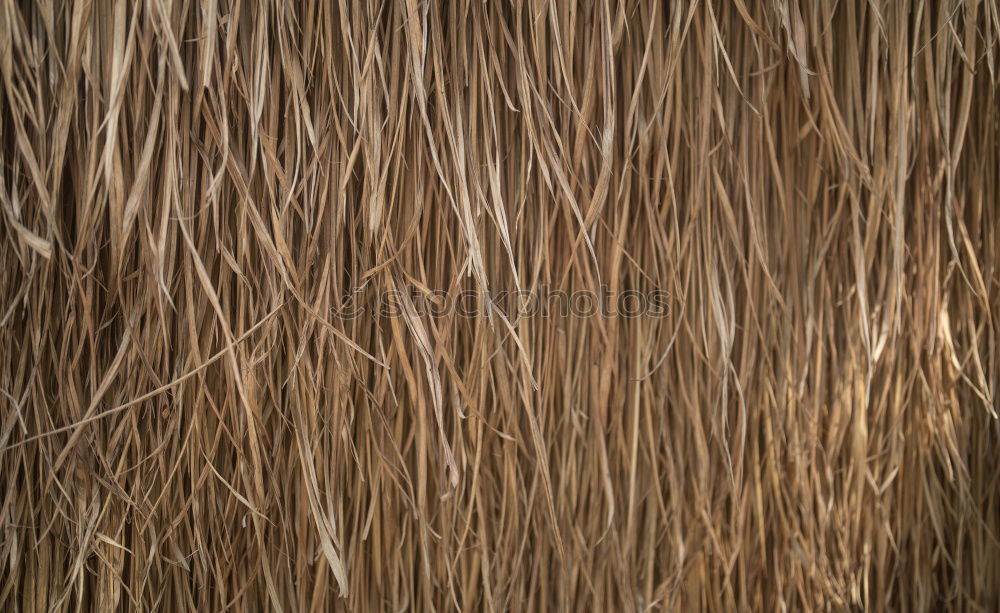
[2,0,999,610]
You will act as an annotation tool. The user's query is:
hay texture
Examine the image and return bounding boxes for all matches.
[2,0,999,610]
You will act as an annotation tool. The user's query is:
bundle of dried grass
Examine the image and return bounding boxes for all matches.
[2,0,999,610]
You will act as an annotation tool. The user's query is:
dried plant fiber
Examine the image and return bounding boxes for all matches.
[2,0,1000,610]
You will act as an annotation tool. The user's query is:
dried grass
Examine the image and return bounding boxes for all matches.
[2,0,1000,610]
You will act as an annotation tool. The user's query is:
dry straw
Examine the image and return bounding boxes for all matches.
[2,0,999,610]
